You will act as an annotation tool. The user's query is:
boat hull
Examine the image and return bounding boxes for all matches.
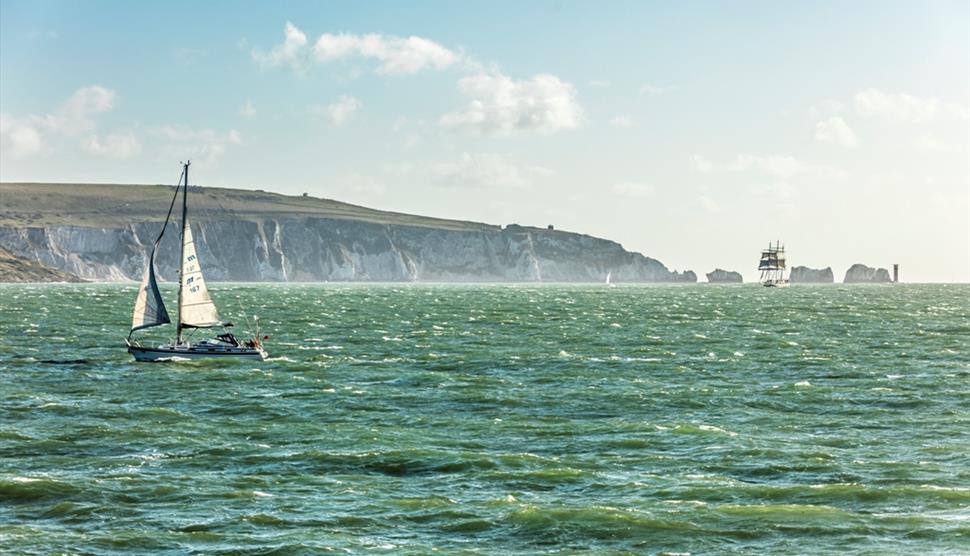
[762,280,790,288]
[128,344,268,362]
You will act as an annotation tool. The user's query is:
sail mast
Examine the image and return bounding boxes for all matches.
[176,161,190,344]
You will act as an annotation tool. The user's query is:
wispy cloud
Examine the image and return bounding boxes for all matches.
[84,132,141,159]
[854,88,969,124]
[690,154,713,173]
[239,100,256,118]
[639,83,672,96]
[433,152,551,188]
[611,182,654,198]
[1,85,125,158]
[696,153,848,183]
[312,95,362,126]
[152,125,242,165]
[814,116,860,148]
[609,115,633,128]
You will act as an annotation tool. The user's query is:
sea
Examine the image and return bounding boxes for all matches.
[1,283,968,555]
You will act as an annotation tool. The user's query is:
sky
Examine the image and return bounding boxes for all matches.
[1,0,968,282]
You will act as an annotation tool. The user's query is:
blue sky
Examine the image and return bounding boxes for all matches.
[2,1,968,281]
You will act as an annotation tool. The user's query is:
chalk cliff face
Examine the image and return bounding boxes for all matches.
[790,266,834,283]
[843,264,891,283]
[705,269,742,283]
[0,219,696,283]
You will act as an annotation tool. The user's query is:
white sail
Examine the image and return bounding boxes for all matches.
[179,222,221,328]
[130,251,169,332]
[606,272,612,284]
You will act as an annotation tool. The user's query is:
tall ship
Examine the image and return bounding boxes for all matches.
[758,241,790,288]
[125,162,268,361]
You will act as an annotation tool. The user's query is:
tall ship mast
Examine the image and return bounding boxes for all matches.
[758,240,790,288]
[125,161,268,361]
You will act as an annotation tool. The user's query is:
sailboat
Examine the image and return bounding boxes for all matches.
[125,161,268,362]
[758,240,790,288]
[605,271,616,287]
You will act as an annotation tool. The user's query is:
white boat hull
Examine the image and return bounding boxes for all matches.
[128,343,268,362]
[762,279,790,288]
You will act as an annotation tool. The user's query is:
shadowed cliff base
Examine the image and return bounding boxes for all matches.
[0,248,85,283]
[0,183,695,283]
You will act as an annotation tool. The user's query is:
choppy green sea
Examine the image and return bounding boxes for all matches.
[1,283,968,555]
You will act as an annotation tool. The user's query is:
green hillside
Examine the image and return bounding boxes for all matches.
[0,183,498,232]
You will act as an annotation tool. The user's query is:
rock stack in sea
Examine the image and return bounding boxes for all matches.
[790,266,834,283]
[843,264,892,283]
[706,268,743,283]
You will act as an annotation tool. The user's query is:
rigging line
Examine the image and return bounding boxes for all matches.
[153,166,186,249]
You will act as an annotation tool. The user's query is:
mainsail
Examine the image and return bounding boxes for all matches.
[178,222,221,329]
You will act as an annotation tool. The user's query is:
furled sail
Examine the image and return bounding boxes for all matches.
[130,250,170,332]
[178,221,221,328]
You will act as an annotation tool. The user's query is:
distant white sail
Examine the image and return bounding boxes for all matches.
[606,272,612,284]
[179,222,221,328]
[130,251,169,332]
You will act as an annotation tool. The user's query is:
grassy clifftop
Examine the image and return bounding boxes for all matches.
[0,183,498,232]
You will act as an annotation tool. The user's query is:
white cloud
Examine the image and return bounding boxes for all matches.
[319,95,362,126]
[814,116,860,148]
[690,154,713,173]
[854,88,969,124]
[0,114,45,157]
[609,115,633,128]
[440,72,583,134]
[239,101,256,117]
[728,154,804,179]
[153,125,242,165]
[313,32,461,75]
[433,152,551,188]
[611,182,655,198]
[1,85,122,158]
[251,21,308,73]
[84,132,141,158]
[639,84,672,95]
[37,85,117,135]
[253,23,462,76]
[725,153,848,183]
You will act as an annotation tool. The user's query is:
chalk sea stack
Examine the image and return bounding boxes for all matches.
[0,183,696,283]
[706,268,743,283]
[844,264,892,283]
[790,266,834,283]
